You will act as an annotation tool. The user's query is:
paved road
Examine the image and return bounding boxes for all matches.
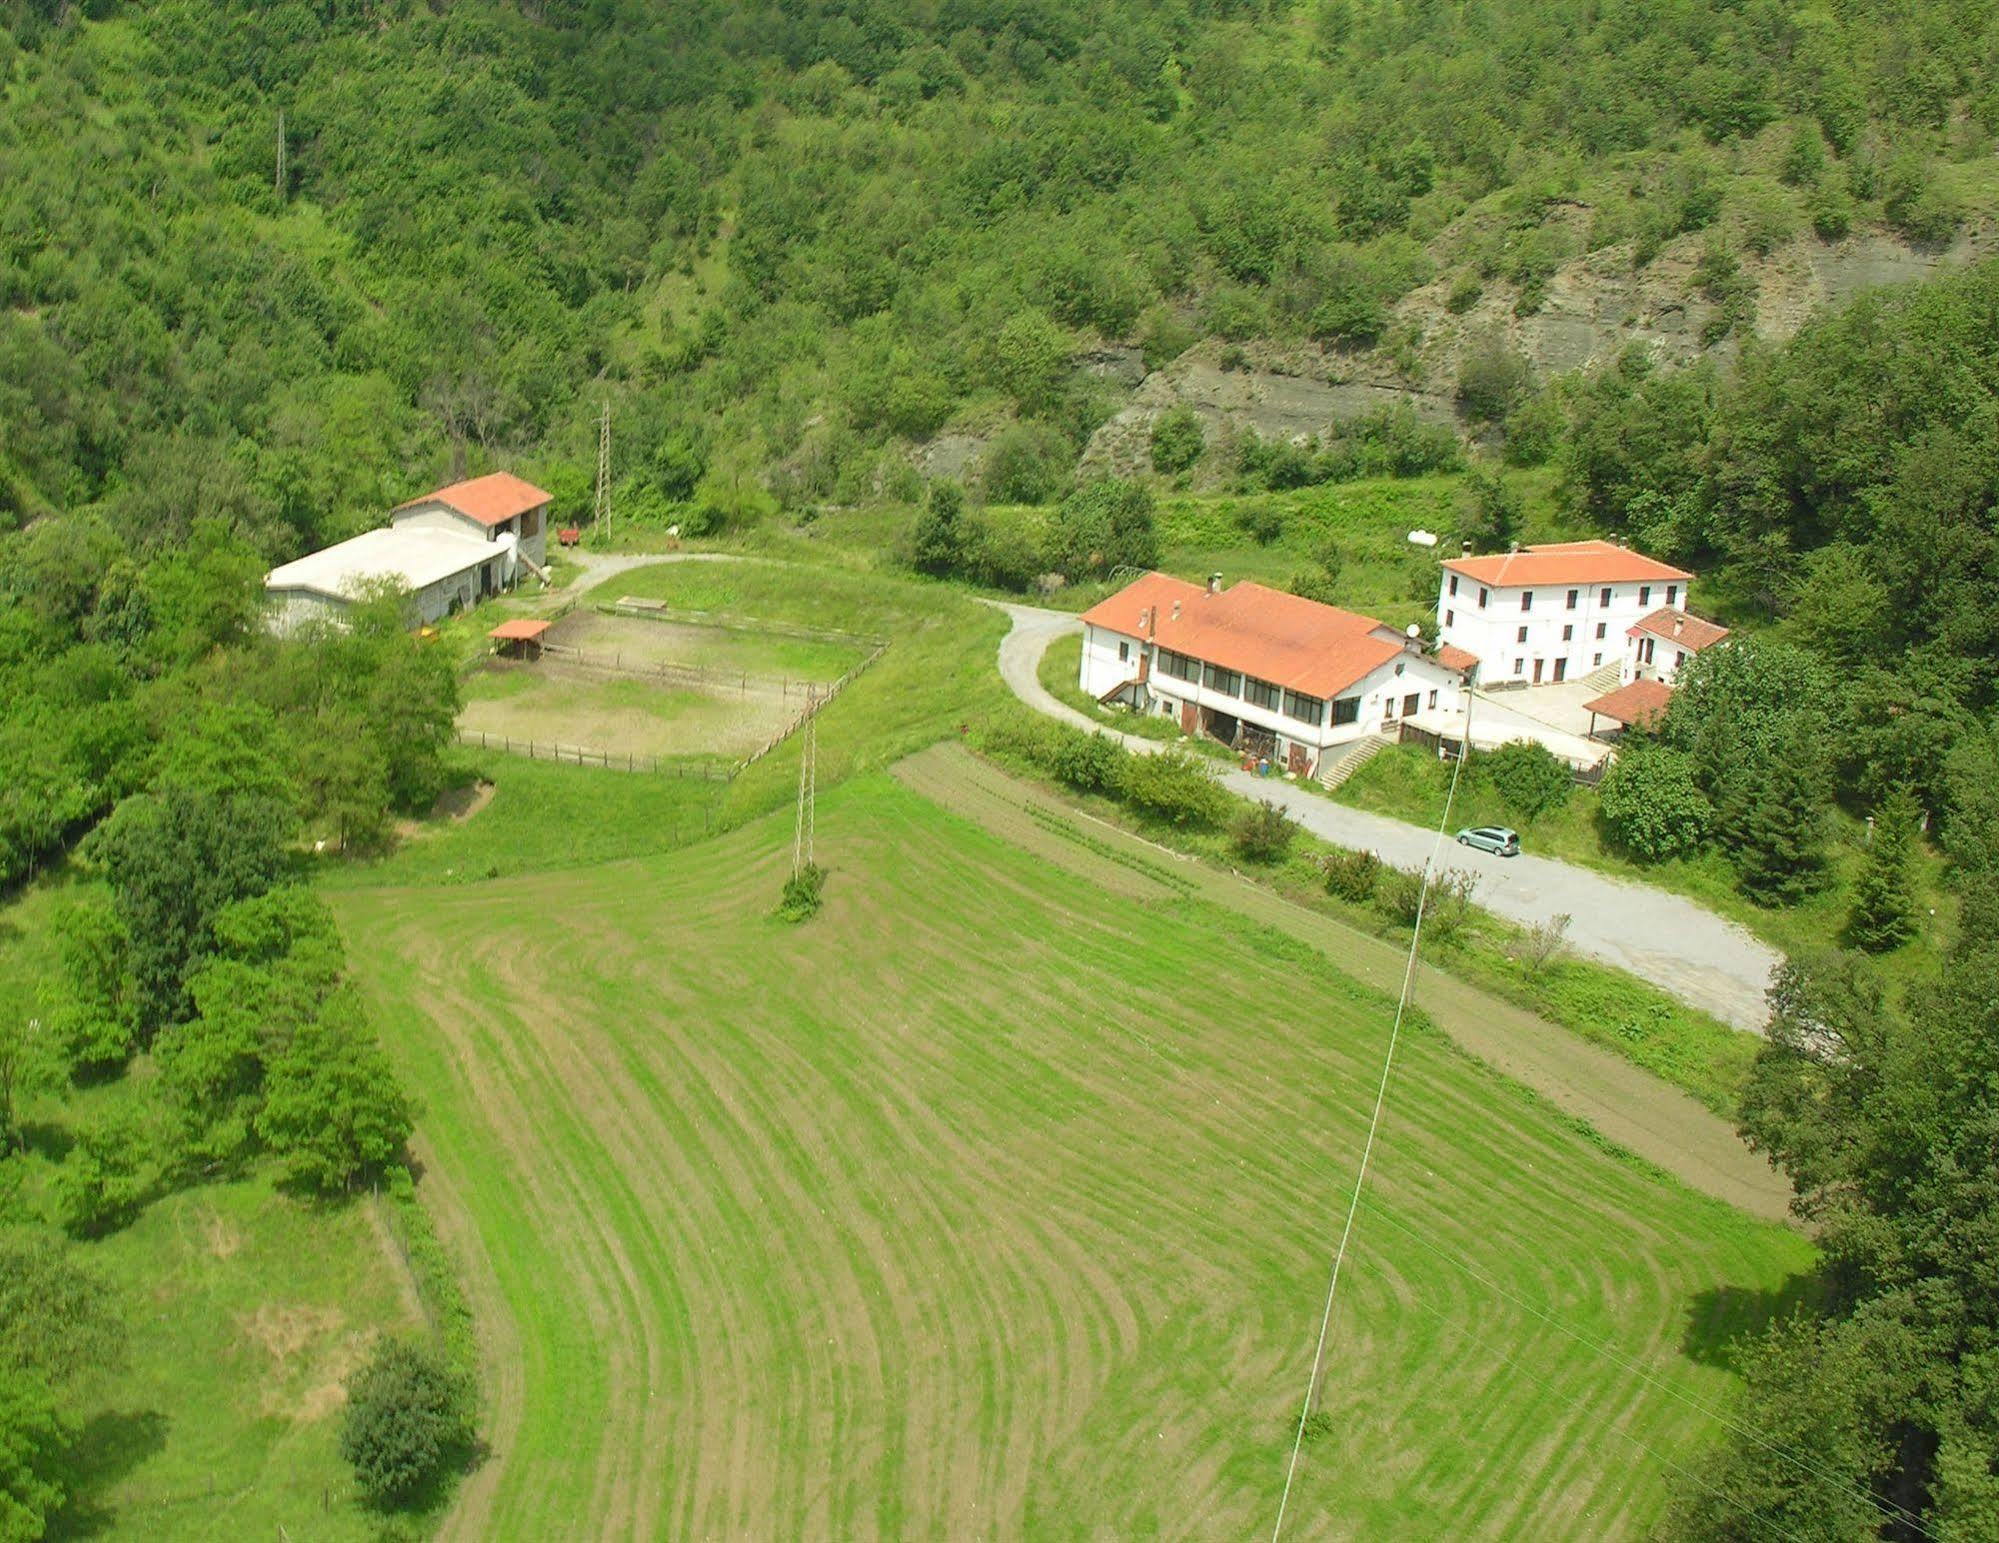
[995,603,1779,1032]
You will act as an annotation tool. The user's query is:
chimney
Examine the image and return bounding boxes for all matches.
[1673,615,1685,637]
[1171,600,1182,621]
[1508,541,1521,554]
[1461,538,1474,557]
[1207,573,1221,595]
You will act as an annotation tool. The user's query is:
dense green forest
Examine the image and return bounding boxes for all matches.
[5,0,1999,1536]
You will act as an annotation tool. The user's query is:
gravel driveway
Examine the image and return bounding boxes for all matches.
[994,602,1779,1032]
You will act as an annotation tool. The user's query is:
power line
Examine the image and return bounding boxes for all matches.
[1272,697,1476,1542]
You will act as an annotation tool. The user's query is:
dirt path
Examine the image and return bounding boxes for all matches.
[892,743,1792,1222]
[991,601,1782,1033]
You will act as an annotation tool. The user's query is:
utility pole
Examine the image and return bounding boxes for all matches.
[594,401,611,537]
[792,692,818,876]
[275,109,287,200]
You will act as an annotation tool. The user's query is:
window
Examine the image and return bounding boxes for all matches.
[1639,584,1652,606]
[1666,584,1678,607]
[1675,649,1686,669]
[1561,624,1573,642]
[1478,587,1488,609]
[1513,658,1524,675]
[1592,653,1602,667]
[1403,692,1420,716]
[525,508,542,538]
[1449,574,1459,596]
[1331,695,1360,726]
[1594,622,1606,640]
[1283,690,1325,726]
[1565,589,1578,610]
[1599,587,1612,607]
[1156,648,1196,682]
[1444,609,1454,628]
[1243,676,1280,711]
[1117,640,1130,662]
[1203,663,1241,696]
[1516,625,1529,644]
[1428,690,1438,709]
[1521,591,1534,612]
[1639,637,1655,664]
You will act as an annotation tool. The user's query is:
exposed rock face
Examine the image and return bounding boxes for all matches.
[1076,222,1991,481]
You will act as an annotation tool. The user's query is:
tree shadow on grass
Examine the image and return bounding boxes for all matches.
[1681,1273,1822,1371]
[48,1408,170,1539]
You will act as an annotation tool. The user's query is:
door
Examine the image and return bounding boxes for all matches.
[1532,658,1544,684]
[1287,741,1309,776]
[1403,692,1420,717]
[1553,658,1568,682]
[1180,702,1198,735]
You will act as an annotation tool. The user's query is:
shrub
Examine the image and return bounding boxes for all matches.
[339,1338,472,1508]
[1480,740,1571,820]
[1229,800,1297,863]
[1149,406,1205,475]
[982,422,1074,505]
[1234,498,1284,544]
[1115,751,1230,828]
[51,1110,155,1238]
[1596,747,1711,862]
[1375,865,1425,926]
[1322,847,1382,902]
[1444,271,1482,314]
[1455,333,1533,425]
[777,862,826,923]
[1375,864,1478,937]
[908,480,966,577]
[1044,478,1157,581]
[1051,731,1125,794]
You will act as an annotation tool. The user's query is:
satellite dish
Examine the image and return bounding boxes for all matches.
[1406,622,1422,639]
[1406,528,1440,547]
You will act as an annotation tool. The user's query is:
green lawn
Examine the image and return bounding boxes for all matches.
[337,774,1813,1539]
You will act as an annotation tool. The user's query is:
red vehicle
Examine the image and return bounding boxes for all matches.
[558,525,582,548]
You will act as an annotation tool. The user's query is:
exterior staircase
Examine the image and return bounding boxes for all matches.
[1318,732,1393,791]
[1578,660,1621,693]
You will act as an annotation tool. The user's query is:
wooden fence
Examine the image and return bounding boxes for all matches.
[734,636,889,773]
[455,728,731,778]
[534,642,822,699]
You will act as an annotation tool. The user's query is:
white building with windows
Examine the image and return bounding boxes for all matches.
[1435,539,1694,687]
[1078,572,1473,778]
[1623,606,1729,686]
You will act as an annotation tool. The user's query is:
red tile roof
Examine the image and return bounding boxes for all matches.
[488,617,552,641]
[1442,539,1692,587]
[1628,607,1729,650]
[1583,678,1675,729]
[396,471,552,528]
[1435,643,1480,675]
[1080,573,1418,700]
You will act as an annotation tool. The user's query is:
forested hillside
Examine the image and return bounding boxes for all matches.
[3,0,1995,543]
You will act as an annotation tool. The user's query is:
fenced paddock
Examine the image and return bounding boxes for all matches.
[454,604,886,775]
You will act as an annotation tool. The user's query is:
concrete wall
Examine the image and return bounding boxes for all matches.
[266,554,501,635]
[1438,572,1688,686]
[1621,629,1697,686]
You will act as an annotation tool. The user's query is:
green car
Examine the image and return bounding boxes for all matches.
[1456,825,1520,857]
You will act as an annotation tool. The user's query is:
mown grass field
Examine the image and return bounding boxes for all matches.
[338,773,1813,1539]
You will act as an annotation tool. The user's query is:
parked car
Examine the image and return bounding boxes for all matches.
[1456,826,1520,857]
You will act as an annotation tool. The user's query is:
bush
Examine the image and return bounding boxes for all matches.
[1229,800,1297,863]
[1375,865,1425,926]
[1455,334,1533,425]
[1479,740,1571,821]
[777,862,826,923]
[51,1110,155,1238]
[339,1338,472,1509]
[1322,847,1382,902]
[1044,478,1157,581]
[1375,864,1478,937]
[1596,747,1712,862]
[982,422,1074,505]
[1234,498,1284,544]
[1149,406,1205,475]
[1051,731,1124,794]
[1115,751,1230,828]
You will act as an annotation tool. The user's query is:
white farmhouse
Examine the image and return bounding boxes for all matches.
[263,472,554,634]
[1435,539,1693,687]
[1078,572,1473,779]
[1622,606,1729,686]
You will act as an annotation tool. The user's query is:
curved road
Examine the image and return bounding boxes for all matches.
[995,602,1779,1032]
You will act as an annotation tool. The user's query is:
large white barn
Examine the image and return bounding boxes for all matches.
[1435,539,1694,687]
[264,472,554,634]
[1078,572,1473,778]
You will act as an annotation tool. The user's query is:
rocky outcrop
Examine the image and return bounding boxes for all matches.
[1075,221,1991,481]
